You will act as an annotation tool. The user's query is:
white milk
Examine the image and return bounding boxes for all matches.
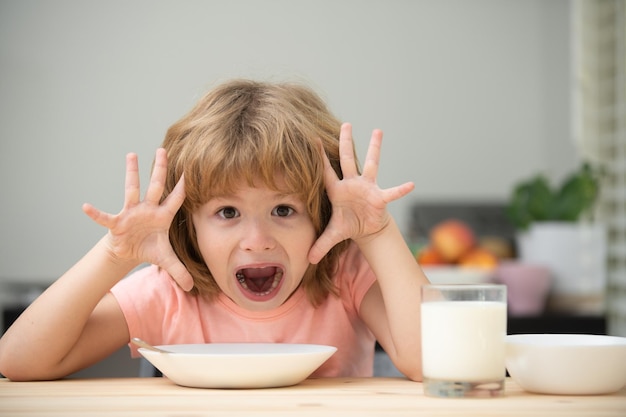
[421,301,506,381]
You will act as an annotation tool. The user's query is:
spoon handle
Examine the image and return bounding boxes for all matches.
[131,337,170,354]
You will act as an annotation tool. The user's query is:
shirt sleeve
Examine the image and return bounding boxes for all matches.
[110,265,176,357]
[336,242,378,314]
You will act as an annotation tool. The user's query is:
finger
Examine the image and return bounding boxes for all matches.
[382,181,415,203]
[161,253,195,292]
[320,141,340,185]
[339,123,358,178]
[124,153,140,208]
[307,226,346,265]
[361,129,383,181]
[144,148,168,204]
[82,203,115,229]
[161,173,186,214]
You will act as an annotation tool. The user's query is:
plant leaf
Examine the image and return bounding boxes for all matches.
[555,163,599,221]
[505,175,555,229]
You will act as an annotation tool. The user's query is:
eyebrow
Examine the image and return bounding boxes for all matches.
[210,189,302,203]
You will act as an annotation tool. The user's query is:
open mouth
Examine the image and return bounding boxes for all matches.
[235,266,283,297]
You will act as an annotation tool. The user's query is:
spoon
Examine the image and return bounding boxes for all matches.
[131,337,171,354]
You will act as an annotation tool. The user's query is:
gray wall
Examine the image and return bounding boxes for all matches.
[0,0,577,286]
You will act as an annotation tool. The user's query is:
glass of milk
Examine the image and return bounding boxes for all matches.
[421,284,507,398]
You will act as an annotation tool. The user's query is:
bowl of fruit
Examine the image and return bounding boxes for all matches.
[416,219,511,284]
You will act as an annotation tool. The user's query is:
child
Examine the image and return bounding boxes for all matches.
[0,79,429,381]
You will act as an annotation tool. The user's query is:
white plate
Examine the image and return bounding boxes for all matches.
[422,266,494,284]
[138,343,337,389]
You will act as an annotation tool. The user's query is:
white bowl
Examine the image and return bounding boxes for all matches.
[138,343,337,389]
[422,266,494,284]
[506,334,626,395]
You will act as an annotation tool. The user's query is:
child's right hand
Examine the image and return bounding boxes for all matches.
[82,148,194,291]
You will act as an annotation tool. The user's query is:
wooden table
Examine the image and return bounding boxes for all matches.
[1,377,625,416]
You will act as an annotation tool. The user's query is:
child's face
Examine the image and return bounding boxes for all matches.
[191,181,317,311]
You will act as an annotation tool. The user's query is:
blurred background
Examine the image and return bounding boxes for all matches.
[0,0,624,375]
[0,0,577,282]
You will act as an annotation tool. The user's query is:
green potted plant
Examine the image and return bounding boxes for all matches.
[504,162,606,314]
[505,162,600,230]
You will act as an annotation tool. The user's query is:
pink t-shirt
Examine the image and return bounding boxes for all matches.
[110,242,377,377]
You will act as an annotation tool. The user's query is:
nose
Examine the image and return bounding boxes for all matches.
[239,217,276,252]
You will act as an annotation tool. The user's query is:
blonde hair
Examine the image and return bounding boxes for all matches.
[161,79,355,306]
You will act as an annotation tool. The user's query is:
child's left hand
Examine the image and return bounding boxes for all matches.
[308,123,414,264]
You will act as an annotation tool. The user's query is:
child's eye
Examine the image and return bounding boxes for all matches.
[272,205,295,217]
[217,206,239,219]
